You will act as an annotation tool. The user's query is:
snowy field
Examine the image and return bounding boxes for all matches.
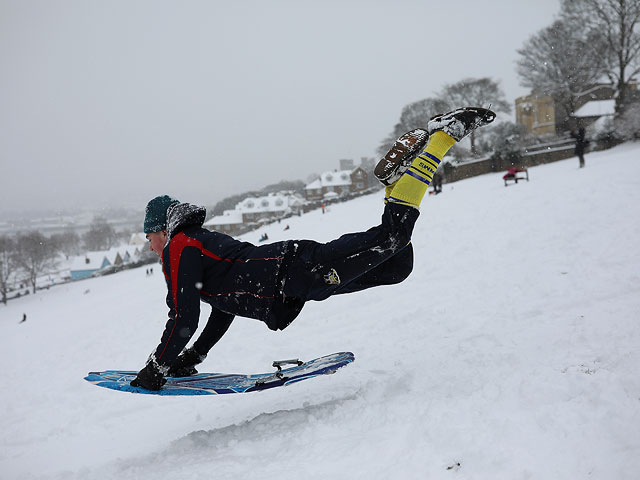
[1,143,640,480]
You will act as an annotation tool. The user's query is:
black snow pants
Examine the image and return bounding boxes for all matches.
[282,202,419,302]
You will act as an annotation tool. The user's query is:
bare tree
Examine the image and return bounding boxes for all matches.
[378,77,508,159]
[396,97,452,132]
[50,230,81,258]
[562,0,640,114]
[517,17,606,130]
[377,97,449,157]
[83,217,117,251]
[439,77,511,154]
[0,236,17,304]
[14,231,57,294]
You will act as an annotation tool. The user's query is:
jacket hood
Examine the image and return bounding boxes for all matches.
[166,202,207,239]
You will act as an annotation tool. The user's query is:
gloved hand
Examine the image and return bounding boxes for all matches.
[167,347,207,377]
[131,359,167,390]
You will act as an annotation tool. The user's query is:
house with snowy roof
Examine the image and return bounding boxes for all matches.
[204,209,245,235]
[70,252,111,280]
[122,245,142,263]
[69,244,144,280]
[204,192,306,235]
[572,99,616,122]
[105,248,125,267]
[304,167,368,201]
[515,81,638,134]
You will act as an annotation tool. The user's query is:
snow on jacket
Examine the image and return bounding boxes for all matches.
[152,202,303,368]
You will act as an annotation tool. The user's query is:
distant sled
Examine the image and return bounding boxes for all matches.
[85,352,354,396]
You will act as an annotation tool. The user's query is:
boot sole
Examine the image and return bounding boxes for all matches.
[374,128,429,186]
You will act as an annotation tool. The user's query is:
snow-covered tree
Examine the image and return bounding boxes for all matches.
[615,102,640,138]
[439,78,511,154]
[562,0,640,115]
[479,121,528,159]
[516,17,606,127]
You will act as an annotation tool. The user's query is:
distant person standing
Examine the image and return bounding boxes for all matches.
[432,172,443,194]
[570,125,588,168]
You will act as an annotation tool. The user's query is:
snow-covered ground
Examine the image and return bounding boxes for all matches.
[2,143,640,480]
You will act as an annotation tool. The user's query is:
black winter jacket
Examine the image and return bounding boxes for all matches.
[571,128,588,155]
[152,203,304,368]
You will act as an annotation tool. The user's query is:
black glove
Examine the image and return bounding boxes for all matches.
[131,360,167,390]
[167,347,206,377]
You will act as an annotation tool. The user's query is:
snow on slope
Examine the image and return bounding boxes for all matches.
[1,144,640,480]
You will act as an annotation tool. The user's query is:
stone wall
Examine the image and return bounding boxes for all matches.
[442,138,619,184]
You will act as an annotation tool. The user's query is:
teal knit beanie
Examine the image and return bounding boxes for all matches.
[144,195,179,233]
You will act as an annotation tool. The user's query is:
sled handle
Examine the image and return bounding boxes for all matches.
[272,358,303,377]
[254,359,304,386]
[273,358,303,369]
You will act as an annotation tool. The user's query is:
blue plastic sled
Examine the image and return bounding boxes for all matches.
[85,351,354,396]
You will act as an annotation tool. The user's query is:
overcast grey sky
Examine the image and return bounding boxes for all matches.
[0,0,560,216]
